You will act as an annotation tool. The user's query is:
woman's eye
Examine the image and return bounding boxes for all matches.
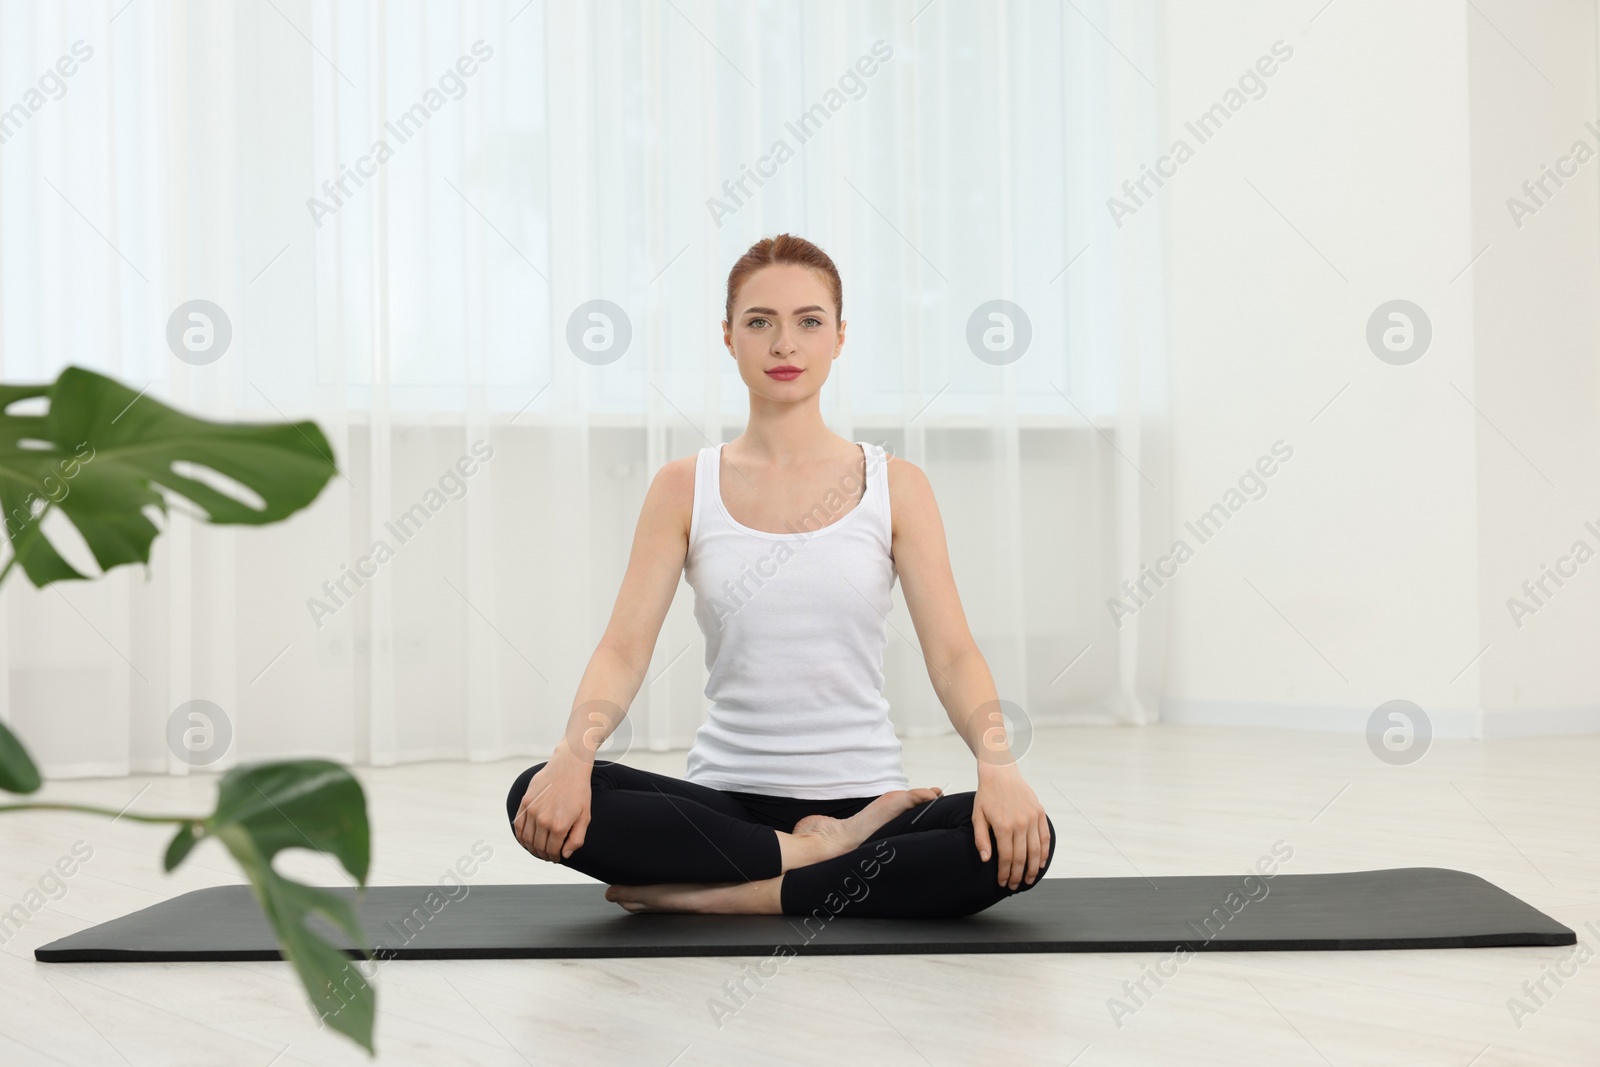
[746,316,822,328]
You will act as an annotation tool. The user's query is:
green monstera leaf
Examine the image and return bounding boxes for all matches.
[0,719,41,794]
[165,761,376,1053]
[0,367,372,1050]
[0,364,337,587]
[3,749,378,1052]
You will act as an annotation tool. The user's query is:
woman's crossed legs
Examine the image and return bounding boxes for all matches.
[504,760,1056,920]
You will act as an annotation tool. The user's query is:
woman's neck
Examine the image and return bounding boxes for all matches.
[737,403,845,464]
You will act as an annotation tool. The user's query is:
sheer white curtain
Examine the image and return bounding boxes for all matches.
[0,0,1168,779]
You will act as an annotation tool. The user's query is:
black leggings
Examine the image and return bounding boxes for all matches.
[504,760,1056,920]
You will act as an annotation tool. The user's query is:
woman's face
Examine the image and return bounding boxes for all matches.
[723,264,845,402]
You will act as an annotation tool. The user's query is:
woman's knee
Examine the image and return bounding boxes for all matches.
[504,762,549,825]
[993,813,1057,899]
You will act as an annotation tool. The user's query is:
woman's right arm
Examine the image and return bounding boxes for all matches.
[512,455,695,861]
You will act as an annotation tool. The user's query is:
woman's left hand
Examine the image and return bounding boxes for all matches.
[971,764,1052,890]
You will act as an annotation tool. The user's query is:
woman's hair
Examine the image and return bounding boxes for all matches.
[723,233,843,328]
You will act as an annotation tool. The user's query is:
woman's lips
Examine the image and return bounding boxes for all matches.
[765,368,802,380]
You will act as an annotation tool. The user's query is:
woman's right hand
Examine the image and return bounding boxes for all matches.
[512,746,593,862]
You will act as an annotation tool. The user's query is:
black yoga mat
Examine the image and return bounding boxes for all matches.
[35,867,1573,962]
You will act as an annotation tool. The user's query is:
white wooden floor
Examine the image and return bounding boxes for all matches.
[1,725,1595,1066]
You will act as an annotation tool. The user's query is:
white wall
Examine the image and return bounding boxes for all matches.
[1468,2,1600,728]
[1157,0,1600,736]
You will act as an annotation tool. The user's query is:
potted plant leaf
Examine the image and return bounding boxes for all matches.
[0,366,378,1054]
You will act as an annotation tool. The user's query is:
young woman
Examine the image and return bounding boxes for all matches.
[506,234,1055,919]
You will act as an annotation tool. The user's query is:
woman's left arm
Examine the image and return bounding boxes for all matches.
[887,454,1053,890]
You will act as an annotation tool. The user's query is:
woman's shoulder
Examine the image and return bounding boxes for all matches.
[883,450,935,539]
[657,452,699,501]
[643,453,701,544]
[882,448,927,490]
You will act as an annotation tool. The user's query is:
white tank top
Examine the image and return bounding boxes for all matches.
[682,440,910,799]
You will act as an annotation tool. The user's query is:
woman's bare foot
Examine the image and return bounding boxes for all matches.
[606,877,781,914]
[604,788,943,915]
[780,786,943,870]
